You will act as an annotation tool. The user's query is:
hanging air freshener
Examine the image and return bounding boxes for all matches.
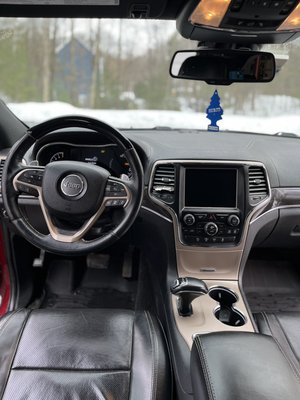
[206,90,223,132]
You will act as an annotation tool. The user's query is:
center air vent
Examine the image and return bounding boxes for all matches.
[151,164,175,204]
[0,158,5,190]
[248,165,268,205]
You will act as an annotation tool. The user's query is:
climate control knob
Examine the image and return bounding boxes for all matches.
[204,222,218,236]
[227,215,240,227]
[183,214,195,226]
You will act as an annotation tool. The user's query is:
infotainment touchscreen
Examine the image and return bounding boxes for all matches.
[185,168,237,208]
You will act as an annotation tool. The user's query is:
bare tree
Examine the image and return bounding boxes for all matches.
[41,19,58,102]
[90,20,101,108]
[42,19,51,102]
[69,19,78,105]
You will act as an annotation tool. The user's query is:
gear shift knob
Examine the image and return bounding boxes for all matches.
[170,277,208,317]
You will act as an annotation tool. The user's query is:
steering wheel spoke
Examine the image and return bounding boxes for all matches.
[13,167,45,197]
[38,198,107,243]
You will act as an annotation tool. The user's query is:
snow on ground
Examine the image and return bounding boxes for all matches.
[7,101,300,136]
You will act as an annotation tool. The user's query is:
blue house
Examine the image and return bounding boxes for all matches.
[56,38,94,105]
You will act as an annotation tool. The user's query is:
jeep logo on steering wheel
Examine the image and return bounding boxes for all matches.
[61,174,85,197]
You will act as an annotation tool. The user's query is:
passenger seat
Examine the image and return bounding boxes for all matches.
[254,312,300,377]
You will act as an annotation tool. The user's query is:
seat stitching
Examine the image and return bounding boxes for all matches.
[144,311,155,400]
[0,309,31,400]
[0,310,19,336]
[194,337,216,400]
[127,312,135,399]
[12,367,131,373]
[272,336,300,381]
[261,311,274,334]
[0,315,10,332]
[262,312,300,379]
[126,311,134,370]
[146,312,159,400]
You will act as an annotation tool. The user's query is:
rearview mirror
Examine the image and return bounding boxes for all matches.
[170,49,276,85]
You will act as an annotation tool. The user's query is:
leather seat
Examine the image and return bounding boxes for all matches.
[0,308,171,400]
[255,311,300,377]
[190,331,300,400]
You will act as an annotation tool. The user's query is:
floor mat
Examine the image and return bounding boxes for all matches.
[42,288,136,309]
[243,258,300,313]
[41,249,138,310]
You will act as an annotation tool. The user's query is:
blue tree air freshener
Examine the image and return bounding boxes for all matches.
[206,90,223,132]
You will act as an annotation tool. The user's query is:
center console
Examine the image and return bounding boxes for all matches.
[149,159,271,343]
[181,166,244,246]
[148,159,277,399]
[150,160,269,250]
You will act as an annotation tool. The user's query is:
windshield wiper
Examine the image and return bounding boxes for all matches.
[274,132,299,138]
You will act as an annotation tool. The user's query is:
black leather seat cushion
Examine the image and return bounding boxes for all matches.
[255,311,300,377]
[0,308,171,400]
[191,332,300,400]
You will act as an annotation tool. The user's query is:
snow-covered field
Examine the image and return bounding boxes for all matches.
[7,101,299,136]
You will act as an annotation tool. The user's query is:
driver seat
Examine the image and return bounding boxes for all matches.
[0,308,171,399]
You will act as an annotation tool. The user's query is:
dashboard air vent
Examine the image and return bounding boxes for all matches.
[248,166,268,205]
[0,158,5,190]
[151,164,175,204]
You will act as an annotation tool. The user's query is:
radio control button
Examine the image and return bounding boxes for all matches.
[227,215,240,227]
[183,214,195,226]
[196,214,207,221]
[224,236,236,243]
[216,214,228,222]
[183,235,194,244]
[204,222,219,236]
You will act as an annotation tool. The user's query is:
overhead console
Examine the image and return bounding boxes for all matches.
[149,161,270,248]
[177,0,300,44]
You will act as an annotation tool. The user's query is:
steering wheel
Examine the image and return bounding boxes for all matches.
[2,116,144,255]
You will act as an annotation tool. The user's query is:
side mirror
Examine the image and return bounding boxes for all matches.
[170,49,276,85]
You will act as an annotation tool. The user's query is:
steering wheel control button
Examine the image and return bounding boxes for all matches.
[204,222,219,236]
[106,199,126,207]
[15,182,38,196]
[105,181,126,197]
[18,170,44,187]
[61,174,86,198]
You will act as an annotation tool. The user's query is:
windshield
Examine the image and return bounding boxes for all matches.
[1,18,298,135]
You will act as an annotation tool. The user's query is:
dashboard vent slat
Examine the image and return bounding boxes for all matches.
[248,166,268,205]
[151,164,175,204]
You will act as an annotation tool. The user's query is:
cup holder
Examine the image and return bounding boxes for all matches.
[209,287,246,327]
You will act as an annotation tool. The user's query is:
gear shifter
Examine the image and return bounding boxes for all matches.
[170,277,208,317]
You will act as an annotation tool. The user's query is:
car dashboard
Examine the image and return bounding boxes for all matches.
[2,126,300,347]
[11,127,300,254]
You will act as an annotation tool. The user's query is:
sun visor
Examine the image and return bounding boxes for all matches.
[0,0,167,18]
[177,0,300,44]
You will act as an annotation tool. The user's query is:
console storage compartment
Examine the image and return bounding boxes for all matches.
[191,332,300,400]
